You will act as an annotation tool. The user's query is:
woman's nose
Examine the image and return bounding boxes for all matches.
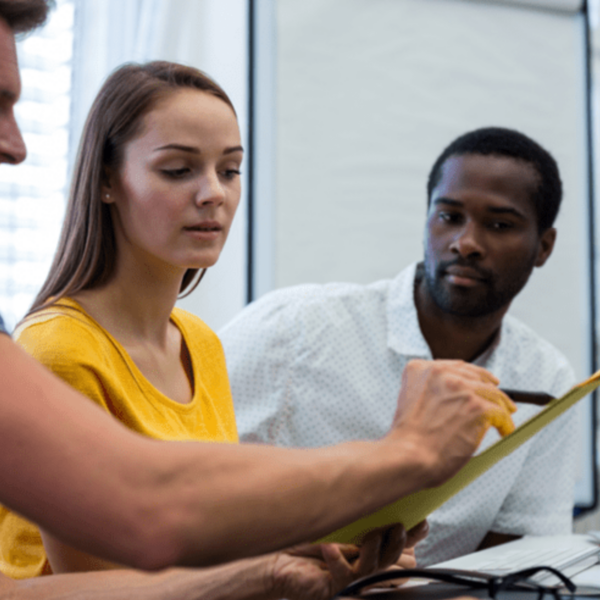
[195,171,225,206]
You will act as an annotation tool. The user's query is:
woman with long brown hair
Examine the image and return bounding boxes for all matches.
[0,60,417,596]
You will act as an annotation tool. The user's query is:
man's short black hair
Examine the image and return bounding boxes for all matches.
[427,127,562,233]
[0,0,52,35]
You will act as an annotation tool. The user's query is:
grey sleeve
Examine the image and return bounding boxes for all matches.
[0,314,8,336]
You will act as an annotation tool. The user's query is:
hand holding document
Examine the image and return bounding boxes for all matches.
[389,360,517,488]
[319,369,600,545]
[473,383,517,440]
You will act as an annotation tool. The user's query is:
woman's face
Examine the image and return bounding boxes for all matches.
[105,88,243,274]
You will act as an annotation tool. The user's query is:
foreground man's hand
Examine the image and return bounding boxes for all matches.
[268,524,406,600]
[395,520,429,568]
[390,359,516,487]
[374,520,429,588]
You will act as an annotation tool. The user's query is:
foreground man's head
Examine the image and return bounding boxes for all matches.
[0,0,52,165]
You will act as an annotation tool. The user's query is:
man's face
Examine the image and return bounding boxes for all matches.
[422,153,555,318]
[0,18,26,166]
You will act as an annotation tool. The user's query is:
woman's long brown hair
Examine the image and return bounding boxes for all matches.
[28,61,236,316]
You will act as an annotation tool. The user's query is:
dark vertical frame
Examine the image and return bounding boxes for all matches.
[246,0,256,303]
[577,0,598,514]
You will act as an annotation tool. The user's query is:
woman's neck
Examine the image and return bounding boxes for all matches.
[73,252,185,349]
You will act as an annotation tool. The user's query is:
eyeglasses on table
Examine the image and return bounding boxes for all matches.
[336,565,577,599]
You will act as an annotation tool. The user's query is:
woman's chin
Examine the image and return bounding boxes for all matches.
[184,257,219,270]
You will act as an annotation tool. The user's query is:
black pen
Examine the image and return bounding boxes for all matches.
[501,389,554,406]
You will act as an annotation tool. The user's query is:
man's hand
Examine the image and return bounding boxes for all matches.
[390,359,516,486]
[377,520,429,587]
[269,524,406,600]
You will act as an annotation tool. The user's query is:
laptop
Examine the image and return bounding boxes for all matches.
[431,534,600,584]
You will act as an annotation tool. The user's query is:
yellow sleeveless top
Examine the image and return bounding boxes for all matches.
[0,298,238,579]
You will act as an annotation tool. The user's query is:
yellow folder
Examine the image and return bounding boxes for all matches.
[318,370,600,544]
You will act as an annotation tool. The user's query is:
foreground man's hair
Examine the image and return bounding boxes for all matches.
[0,0,51,34]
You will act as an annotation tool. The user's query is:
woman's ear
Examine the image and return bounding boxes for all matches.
[101,186,115,204]
[101,169,115,204]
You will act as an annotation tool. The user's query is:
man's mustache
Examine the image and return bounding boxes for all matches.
[436,259,493,283]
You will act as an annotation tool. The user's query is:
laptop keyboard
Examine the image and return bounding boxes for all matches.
[432,535,600,584]
[468,546,600,581]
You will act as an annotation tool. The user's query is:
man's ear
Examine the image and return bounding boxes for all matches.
[534,227,556,267]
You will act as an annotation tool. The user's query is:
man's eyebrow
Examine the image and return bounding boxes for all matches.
[154,143,244,154]
[432,197,527,220]
[488,205,527,220]
[432,197,462,208]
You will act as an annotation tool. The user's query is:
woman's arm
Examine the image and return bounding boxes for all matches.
[0,335,513,570]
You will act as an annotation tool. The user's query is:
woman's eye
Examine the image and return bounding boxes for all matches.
[221,169,241,180]
[162,168,190,178]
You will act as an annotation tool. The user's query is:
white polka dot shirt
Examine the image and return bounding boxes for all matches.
[220,262,579,565]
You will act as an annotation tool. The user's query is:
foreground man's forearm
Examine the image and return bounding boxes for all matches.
[0,560,272,600]
[0,338,512,570]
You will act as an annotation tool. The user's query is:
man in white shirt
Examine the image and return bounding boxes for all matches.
[221,127,579,566]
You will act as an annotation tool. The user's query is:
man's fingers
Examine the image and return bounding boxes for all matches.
[355,529,383,578]
[476,385,517,414]
[395,550,417,570]
[476,405,514,438]
[321,543,355,591]
[473,386,516,437]
[406,520,429,548]
[378,524,406,568]
[458,363,500,386]
[410,358,500,386]
[287,542,360,561]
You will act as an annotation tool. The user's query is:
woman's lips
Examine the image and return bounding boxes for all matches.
[184,222,222,240]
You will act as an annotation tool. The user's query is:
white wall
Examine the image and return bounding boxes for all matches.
[258,0,591,382]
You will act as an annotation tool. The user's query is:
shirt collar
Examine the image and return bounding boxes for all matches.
[386,262,432,358]
[386,261,504,362]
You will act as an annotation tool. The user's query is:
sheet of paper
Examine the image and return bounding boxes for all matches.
[318,371,600,544]
[571,564,600,591]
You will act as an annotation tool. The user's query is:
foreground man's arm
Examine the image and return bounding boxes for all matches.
[0,564,269,600]
[0,335,513,570]
[0,526,407,600]
[0,561,307,600]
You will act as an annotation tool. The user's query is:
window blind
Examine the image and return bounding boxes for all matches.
[0,0,74,331]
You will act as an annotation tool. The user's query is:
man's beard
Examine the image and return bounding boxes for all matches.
[422,257,536,318]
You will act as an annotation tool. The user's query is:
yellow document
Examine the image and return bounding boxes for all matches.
[319,371,600,544]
